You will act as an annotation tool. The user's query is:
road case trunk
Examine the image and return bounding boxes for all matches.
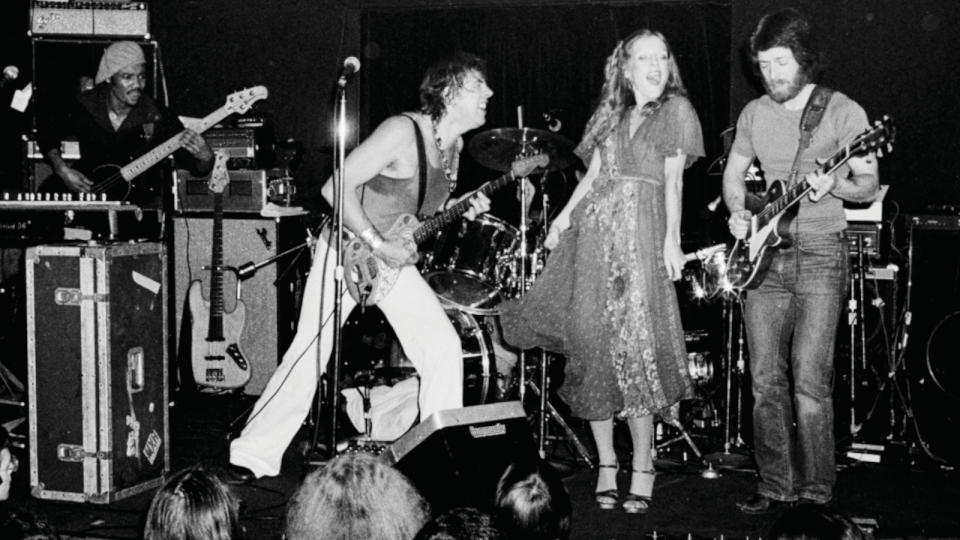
[26,242,169,503]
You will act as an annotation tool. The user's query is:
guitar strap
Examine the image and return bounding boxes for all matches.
[788,85,834,185]
[359,115,427,216]
[402,114,428,215]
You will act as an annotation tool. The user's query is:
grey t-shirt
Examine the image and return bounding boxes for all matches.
[731,89,869,234]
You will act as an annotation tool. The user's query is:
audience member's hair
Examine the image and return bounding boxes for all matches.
[494,459,571,540]
[143,465,242,540]
[769,503,867,540]
[285,452,430,540]
[414,506,501,540]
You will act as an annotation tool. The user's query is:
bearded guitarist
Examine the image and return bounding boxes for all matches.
[226,52,502,484]
[722,9,879,514]
[40,41,213,217]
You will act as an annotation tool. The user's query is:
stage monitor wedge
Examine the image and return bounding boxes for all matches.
[384,401,537,512]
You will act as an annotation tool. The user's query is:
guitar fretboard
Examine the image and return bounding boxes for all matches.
[412,171,516,244]
[756,143,858,227]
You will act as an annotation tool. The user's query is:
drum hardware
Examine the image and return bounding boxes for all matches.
[266,175,297,207]
[703,292,752,470]
[467,112,592,467]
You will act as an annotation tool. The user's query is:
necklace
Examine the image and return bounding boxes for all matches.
[431,118,457,193]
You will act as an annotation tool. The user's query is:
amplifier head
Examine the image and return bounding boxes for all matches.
[174,169,266,214]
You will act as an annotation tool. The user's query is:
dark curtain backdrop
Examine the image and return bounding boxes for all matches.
[360,1,731,246]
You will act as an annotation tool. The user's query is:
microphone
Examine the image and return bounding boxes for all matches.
[1,65,18,89]
[542,109,562,132]
[337,56,361,87]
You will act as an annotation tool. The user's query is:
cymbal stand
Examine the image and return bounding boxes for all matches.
[846,234,869,439]
[509,117,591,465]
[705,291,751,468]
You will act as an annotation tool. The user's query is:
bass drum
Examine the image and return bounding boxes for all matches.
[369,307,498,406]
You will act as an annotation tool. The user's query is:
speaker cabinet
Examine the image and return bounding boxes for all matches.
[902,224,960,464]
[173,216,298,395]
[383,402,537,512]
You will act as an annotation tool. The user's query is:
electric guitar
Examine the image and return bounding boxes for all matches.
[187,152,251,389]
[89,85,268,202]
[343,153,549,306]
[725,116,894,291]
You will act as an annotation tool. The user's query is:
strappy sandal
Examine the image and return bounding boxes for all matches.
[594,464,619,510]
[623,468,654,514]
[622,493,652,514]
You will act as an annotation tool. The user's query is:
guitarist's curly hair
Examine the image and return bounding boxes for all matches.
[419,51,488,122]
[749,8,824,82]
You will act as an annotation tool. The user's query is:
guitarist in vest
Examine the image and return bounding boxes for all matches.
[226,52,492,483]
[722,9,879,514]
[39,41,213,234]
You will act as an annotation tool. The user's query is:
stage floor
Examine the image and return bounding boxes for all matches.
[5,391,959,539]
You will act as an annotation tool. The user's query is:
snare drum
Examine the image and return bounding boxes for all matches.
[421,214,519,315]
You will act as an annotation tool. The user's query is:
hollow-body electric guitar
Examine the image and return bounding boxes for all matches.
[725,116,894,291]
[89,86,268,202]
[187,152,251,389]
[343,153,549,306]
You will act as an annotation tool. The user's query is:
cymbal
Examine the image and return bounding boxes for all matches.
[468,127,577,173]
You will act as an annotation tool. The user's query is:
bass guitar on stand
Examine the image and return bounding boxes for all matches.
[343,153,549,307]
[186,152,251,390]
[725,116,895,291]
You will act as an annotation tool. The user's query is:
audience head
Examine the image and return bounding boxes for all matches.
[143,465,242,540]
[414,506,500,540]
[769,503,866,540]
[285,452,430,540]
[0,427,17,502]
[494,458,571,540]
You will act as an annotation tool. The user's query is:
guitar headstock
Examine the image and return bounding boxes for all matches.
[208,151,230,194]
[851,115,895,158]
[224,85,269,115]
[510,153,550,177]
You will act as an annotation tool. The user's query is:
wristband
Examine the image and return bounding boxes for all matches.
[358,227,384,251]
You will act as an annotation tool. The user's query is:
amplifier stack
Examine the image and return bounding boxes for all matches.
[29,1,150,38]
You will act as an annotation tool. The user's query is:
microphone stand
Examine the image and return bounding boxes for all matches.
[324,78,349,459]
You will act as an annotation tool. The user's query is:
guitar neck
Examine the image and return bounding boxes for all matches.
[757,145,856,226]
[412,170,516,244]
[208,192,225,340]
[118,106,230,181]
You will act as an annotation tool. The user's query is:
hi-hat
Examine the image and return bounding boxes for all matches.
[469,127,576,173]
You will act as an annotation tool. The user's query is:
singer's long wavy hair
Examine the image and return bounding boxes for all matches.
[575,29,687,162]
[419,52,488,122]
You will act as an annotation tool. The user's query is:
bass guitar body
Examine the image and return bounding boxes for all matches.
[725,179,799,290]
[187,280,251,389]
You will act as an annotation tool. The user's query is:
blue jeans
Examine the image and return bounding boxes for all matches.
[743,232,847,503]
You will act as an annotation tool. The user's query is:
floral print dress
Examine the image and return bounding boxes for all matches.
[501,96,704,420]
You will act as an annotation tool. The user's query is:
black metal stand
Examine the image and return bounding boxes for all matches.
[703,292,752,470]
